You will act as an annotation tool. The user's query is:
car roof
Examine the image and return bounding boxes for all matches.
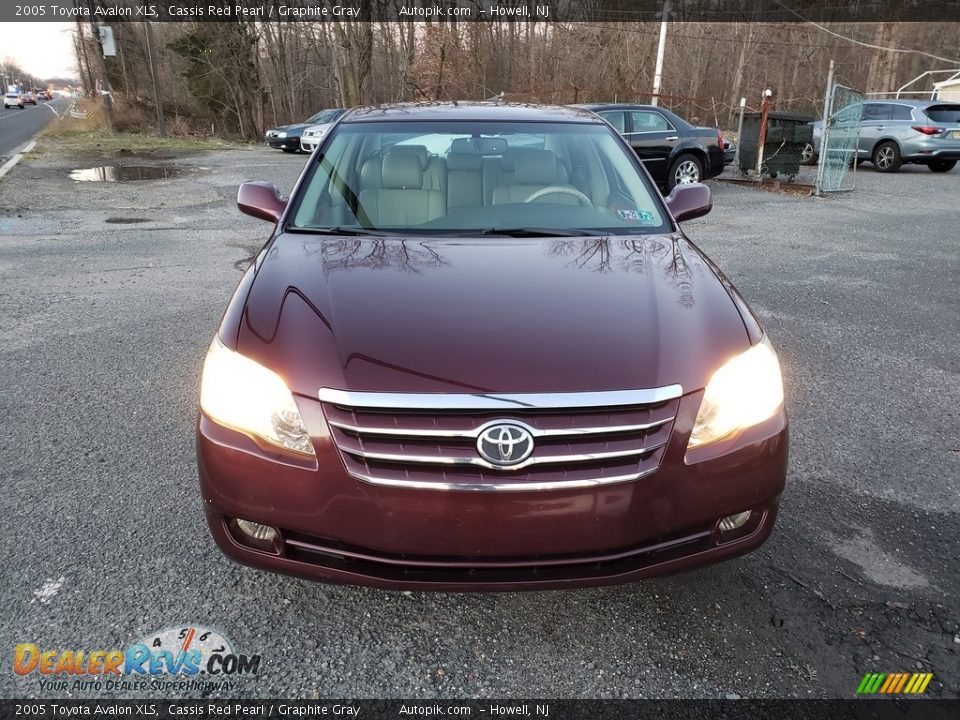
[864,99,950,107]
[574,103,659,111]
[342,102,603,124]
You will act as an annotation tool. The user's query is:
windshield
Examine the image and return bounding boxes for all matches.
[305,109,343,125]
[288,120,668,236]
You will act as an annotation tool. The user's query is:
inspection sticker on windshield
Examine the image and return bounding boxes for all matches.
[618,209,656,224]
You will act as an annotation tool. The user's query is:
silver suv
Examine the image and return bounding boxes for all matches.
[810,100,960,173]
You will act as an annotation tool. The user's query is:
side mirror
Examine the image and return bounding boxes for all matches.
[237,181,287,223]
[665,183,712,223]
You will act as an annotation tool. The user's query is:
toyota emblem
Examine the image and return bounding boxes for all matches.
[476,423,534,466]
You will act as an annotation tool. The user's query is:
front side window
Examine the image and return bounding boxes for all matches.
[289,120,668,236]
[832,103,862,124]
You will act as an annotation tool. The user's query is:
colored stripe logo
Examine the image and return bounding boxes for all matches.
[857,672,933,694]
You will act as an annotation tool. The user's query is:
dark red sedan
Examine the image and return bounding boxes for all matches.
[197,103,787,591]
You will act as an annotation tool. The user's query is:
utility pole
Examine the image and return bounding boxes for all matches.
[651,0,670,107]
[143,21,166,137]
[89,18,115,132]
[756,89,772,176]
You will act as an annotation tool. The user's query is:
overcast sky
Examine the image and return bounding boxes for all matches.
[0,23,77,79]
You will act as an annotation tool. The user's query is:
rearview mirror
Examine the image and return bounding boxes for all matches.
[237,181,287,223]
[665,183,711,223]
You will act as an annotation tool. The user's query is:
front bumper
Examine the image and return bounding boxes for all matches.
[265,136,300,151]
[197,392,788,591]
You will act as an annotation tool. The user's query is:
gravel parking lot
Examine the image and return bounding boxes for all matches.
[0,147,957,699]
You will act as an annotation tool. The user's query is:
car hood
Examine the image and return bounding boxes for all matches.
[267,123,308,135]
[303,123,333,135]
[236,234,754,397]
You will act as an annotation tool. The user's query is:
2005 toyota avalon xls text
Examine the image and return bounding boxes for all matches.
[196,103,788,591]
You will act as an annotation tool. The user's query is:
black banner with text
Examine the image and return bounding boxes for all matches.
[1,700,959,720]
[4,0,960,24]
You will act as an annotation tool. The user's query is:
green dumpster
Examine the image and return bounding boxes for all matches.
[739,112,815,179]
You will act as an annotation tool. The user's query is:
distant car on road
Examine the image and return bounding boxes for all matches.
[575,103,726,190]
[4,92,24,109]
[265,108,345,153]
[21,91,36,105]
[298,108,347,153]
[809,99,960,173]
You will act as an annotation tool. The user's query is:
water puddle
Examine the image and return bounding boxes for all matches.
[69,164,190,182]
[116,149,175,160]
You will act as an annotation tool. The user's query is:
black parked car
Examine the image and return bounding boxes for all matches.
[265,108,346,153]
[576,103,725,190]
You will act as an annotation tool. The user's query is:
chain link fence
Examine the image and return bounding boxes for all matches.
[815,83,864,194]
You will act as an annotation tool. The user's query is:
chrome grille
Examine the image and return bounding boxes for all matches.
[319,387,682,492]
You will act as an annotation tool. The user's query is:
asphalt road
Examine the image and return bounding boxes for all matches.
[0,97,72,159]
[0,148,957,700]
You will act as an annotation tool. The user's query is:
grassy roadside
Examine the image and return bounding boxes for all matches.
[31,99,246,159]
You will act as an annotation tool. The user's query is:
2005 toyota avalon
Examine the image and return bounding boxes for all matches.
[197,103,788,591]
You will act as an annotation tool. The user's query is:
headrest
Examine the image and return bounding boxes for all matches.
[446,152,483,171]
[386,144,429,169]
[504,148,561,185]
[360,154,382,187]
[381,154,423,189]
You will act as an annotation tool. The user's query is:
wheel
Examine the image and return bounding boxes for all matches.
[872,141,902,173]
[800,142,816,165]
[927,159,956,173]
[667,153,703,191]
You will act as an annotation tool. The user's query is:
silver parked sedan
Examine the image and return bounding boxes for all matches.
[809,99,960,173]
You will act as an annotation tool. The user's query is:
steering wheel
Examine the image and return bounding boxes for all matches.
[523,186,594,207]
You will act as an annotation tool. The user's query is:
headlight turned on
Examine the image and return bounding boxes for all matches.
[200,336,315,457]
[687,336,784,453]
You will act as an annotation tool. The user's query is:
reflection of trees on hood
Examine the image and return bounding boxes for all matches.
[546,237,613,273]
[548,237,695,307]
[622,239,652,274]
[665,238,695,309]
[317,239,448,274]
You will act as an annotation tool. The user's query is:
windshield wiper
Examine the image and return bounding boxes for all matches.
[476,227,606,237]
[287,226,393,236]
[287,226,610,238]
